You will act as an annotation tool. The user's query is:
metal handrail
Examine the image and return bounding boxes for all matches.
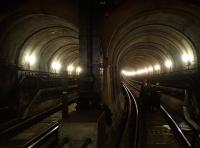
[0,104,61,138]
[22,122,59,148]
[22,87,63,119]
[17,69,79,79]
[121,83,139,148]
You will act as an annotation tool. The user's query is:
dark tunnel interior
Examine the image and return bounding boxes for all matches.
[0,0,200,148]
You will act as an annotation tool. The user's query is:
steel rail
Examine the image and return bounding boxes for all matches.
[160,105,191,147]
[22,122,59,148]
[0,104,61,138]
[0,82,79,138]
[125,81,192,148]
[121,83,139,148]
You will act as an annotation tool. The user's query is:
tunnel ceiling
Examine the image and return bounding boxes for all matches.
[107,8,200,78]
[0,14,79,73]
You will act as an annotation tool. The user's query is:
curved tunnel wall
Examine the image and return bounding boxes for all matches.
[100,3,200,141]
[0,14,79,72]
[103,1,200,104]
[110,10,199,72]
[0,0,80,119]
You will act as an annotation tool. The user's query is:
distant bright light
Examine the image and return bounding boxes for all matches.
[122,67,153,77]
[76,66,82,75]
[144,68,148,73]
[165,59,173,69]
[135,69,143,75]
[154,64,160,71]
[67,65,74,71]
[182,53,193,64]
[24,54,36,66]
[67,65,74,74]
[51,61,61,71]
[135,68,148,75]
[148,66,154,72]
[121,70,136,76]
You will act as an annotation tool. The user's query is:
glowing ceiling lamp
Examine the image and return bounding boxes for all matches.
[24,54,36,66]
[67,65,74,75]
[154,64,160,71]
[165,59,173,69]
[148,66,154,72]
[51,61,61,72]
[76,66,82,75]
[182,53,193,64]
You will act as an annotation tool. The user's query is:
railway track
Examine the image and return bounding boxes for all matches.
[121,82,196,148]
[0,89,78,148]
[1,81,195,148]
[0,111,62,148]
[0,104,61,139]
[0,70,79,147]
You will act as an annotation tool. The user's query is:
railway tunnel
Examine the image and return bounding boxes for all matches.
[0,0,200,148]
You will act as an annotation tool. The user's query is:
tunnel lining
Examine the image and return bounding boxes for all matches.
[0,13,79,73]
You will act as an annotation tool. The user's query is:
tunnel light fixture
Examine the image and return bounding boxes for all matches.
[51,61,61,72]
[67,65,74,75]
[24,54,36,66]
[154,64,160,71]
[144,68,148,73]
[165,59,173,69]
[182,53,193,64]
[76,66,82,75]
[148,66,154,72]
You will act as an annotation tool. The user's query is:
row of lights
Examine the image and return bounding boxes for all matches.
[24,52,194,76]
[121,53,194,77]
[66,64,82,75]
[24,54,82,75]
[121,64,161,77]
[51,62,82,75]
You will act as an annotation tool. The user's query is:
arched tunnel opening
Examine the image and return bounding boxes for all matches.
[0,0,200,148]
[103,1,200,147]
[0,13,80,121]
[107,5,200,94]
[0,14,79,72]
[107,6,200,109]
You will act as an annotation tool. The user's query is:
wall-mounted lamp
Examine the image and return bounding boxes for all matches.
[51,61,61,73]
